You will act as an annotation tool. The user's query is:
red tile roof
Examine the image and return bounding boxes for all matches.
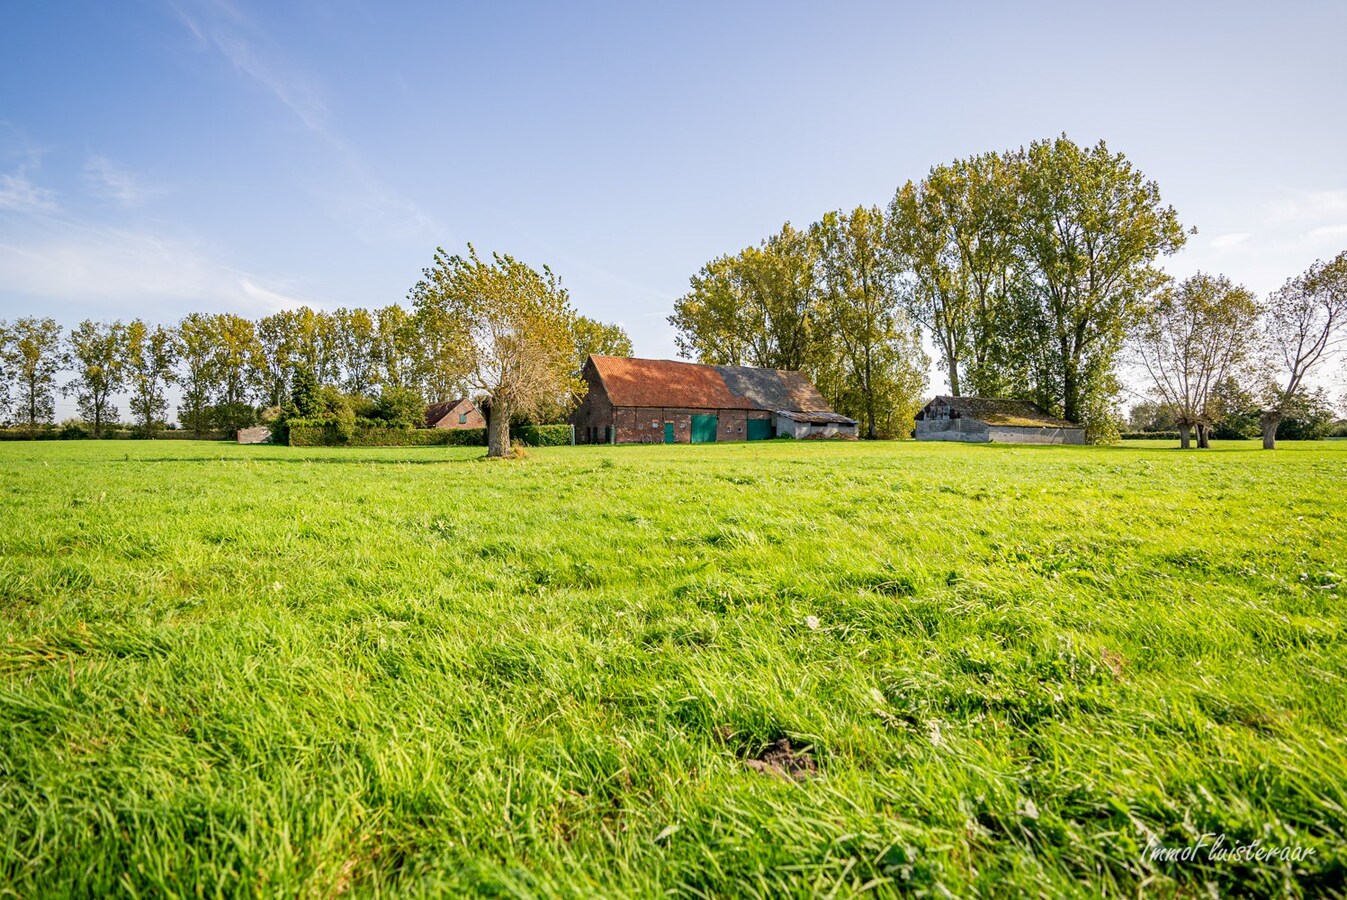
[588,356,834,412]
[425,398,471,427]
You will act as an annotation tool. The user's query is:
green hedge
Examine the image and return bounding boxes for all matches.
[288,424,486,447]
[0,428,229,442]
[287,422,575,448]
[1121,431,1181,440]
[513,424,573,446]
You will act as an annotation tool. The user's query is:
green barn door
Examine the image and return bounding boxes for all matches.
[691,415,718,443]
[663,423,675,443]
[747,419,773,441]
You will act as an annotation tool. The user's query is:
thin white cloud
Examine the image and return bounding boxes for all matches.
[1305,223,1347,245]
[169,1,442,245]
[0,220,319,316]
[1270,189,1347,224]
[1208,232,1250,250]
[0,170,58,214]
[84,156,163,208]
[239,276,314,311]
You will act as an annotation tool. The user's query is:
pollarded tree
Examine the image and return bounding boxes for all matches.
[124,320,179,436]
[5,317,66,430]
[64,320,126,437]
[1013,136,1187,435]
[1132,273,1260,449]
[1260,250,1347,449]
[411,245,581,458]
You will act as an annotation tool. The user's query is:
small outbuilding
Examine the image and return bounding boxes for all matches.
[915,396,1085,444]
[774,410,859,440]
[425,398,485,430]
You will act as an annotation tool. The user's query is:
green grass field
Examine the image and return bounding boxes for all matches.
[1,439,1344,897]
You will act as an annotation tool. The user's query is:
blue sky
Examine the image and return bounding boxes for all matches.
[3,0,1346,410]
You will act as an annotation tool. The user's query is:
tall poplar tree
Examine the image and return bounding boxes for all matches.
[1012,136,1186,437]
[813,206,927,439]
[5,317,66,429]
[64,320,126,436]
[124,320,179,436]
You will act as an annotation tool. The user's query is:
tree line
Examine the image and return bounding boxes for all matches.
[670,134,1347,445]
[0,279,631,443]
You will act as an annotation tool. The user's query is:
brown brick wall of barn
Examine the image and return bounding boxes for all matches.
[574,403,772,444]
[571,367,616,443]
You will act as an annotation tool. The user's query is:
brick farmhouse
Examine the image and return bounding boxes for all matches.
[425,398,485,429]
[572,355,857,444]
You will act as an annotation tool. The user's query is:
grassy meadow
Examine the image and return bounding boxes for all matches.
[1,438,1345,897]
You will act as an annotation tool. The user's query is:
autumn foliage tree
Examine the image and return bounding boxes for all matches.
[4,317,66,430]
[412,246,582,458]
[124,320,179,436]
[64,320,125,437]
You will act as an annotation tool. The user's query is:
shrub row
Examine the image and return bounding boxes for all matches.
[287,422,574,448]
[512,424,573,446]
[1120,431,1181,440]
[288,423,483,447]
[0,428,230,442]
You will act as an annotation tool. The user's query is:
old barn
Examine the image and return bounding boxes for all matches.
[915,396,1085,444]
[572,355,856,444]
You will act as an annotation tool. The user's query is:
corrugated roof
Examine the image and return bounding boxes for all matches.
[589,355,834,414]
[922,395,1078,428]
[777,410,858,425]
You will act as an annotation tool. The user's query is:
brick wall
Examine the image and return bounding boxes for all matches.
[609,407,771,444]
[430,399,486,429]
[571,367,616,443]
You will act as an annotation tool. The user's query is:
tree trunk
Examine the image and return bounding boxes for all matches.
[1196,422,1210,449]
[1260,411,1281,450]
[1062,360,1080,424]
[1178,423,1191,449]
[487,398,511,458]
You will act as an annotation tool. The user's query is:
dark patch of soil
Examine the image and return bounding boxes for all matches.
[742,738,817,781]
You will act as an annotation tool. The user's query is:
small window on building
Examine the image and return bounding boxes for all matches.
[459,413,468,424]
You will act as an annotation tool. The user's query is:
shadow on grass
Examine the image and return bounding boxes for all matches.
[122,453,484,466]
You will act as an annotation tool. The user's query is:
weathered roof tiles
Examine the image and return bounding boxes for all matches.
[587,355,834,413]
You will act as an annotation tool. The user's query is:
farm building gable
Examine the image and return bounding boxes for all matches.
[574,355,856,444]
[425,398,485,429]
